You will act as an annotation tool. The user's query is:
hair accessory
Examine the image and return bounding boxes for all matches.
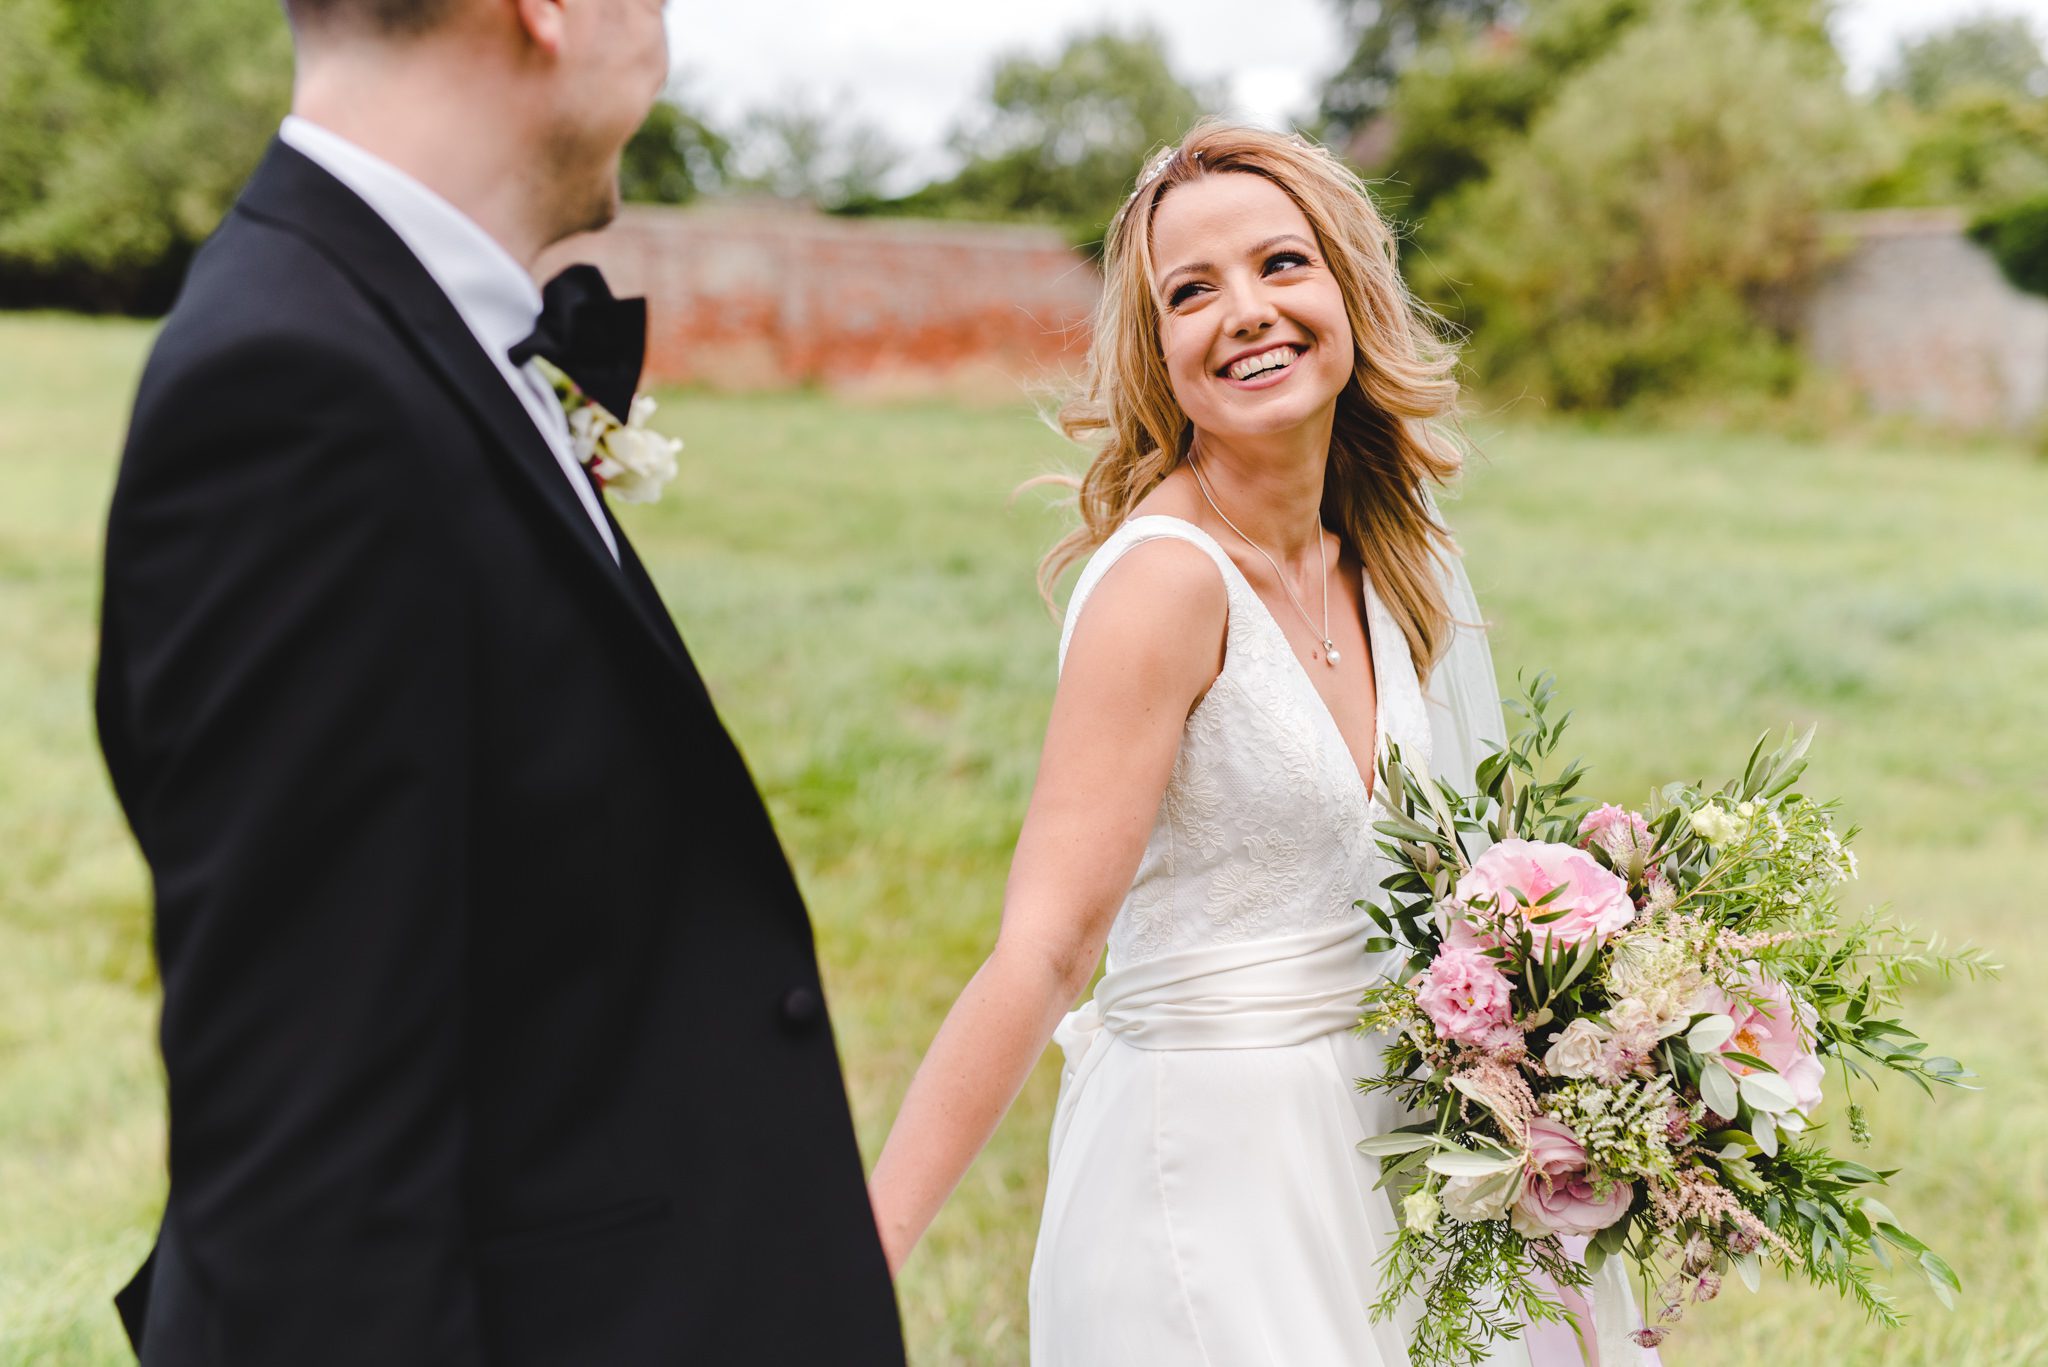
[1134,146,1179,197]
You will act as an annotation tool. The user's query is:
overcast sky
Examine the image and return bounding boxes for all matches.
[664,0,2048,189]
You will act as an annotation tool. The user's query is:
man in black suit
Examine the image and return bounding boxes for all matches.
[94,0,905,1361]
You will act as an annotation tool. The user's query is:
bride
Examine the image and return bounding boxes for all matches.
[868,123,1646,1365]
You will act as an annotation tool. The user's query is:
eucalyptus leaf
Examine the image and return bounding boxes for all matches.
[1700,1060,1739,1117]
[1356,1132,1441,1157]
[1739,1071,1799,1114]
[1734,1253,1761,1293]
[1686,1014,1736,1053]
[1425,1150,1527,1178]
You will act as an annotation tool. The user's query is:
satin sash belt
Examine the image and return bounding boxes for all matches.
[1047,920,1377,1165]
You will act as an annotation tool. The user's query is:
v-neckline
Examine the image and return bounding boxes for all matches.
[1133,514,1384,806]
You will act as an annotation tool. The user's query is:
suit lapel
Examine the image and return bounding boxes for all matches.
[234,140,699,693]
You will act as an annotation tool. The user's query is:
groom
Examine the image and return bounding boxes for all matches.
[94,0,905,1362]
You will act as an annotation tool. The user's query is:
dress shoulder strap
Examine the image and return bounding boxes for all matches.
[1057,515,1240,672]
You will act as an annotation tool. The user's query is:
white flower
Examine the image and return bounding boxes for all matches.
[1606,932,1702,1025]
[1688,804,1743,846]
[1609,995,1689,1048]
[589,396,682,505]
[1543,1018,1612,1079]
[1402,1188,1442,1237]
[1440,1167,1525,1223]
[566,405,607,465]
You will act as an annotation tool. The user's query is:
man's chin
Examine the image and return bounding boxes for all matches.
[578,180,622,237]
[547,179,619,248]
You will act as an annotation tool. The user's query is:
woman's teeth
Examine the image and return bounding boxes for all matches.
[1227,346,1299,381]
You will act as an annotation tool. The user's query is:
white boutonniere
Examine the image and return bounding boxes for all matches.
[534,357,682,505]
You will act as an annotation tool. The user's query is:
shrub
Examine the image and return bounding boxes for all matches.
[1422,0,1881,411]
[1968,194,2048,299]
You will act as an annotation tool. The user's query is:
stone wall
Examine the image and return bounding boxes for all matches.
[538,203,1101,396]
[1805,209,2048,434]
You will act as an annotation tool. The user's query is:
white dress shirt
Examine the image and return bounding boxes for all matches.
[278,116,620,563]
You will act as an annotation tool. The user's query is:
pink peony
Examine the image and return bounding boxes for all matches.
[1455,839,1636,949]
[1701,971,1825,1116]
[1413,943,1515,1047]
[1511,1117,1635,1238]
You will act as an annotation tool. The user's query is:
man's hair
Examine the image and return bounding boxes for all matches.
[280,0,459,38]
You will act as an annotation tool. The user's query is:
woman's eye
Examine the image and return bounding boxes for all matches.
[1264,251,1309,275]
[1167,282,1206,308]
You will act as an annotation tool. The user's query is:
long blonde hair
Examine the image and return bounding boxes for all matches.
[1042,120,1469,674]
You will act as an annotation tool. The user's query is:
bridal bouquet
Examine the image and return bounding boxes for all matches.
[1354,676,1991,1366]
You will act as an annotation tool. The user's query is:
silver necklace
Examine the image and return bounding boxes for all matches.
[1186,454,1340,668]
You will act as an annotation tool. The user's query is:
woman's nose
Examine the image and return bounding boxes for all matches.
[1218,278,1279,338]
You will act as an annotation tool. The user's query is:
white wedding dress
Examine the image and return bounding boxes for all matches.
[1027,514,1535,1366]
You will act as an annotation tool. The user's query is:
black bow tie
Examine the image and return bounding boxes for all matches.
[509,264,647,421]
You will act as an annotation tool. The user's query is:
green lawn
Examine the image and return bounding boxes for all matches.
[1,312,2042,1365]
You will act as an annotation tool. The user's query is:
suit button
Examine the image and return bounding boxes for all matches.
[780,987,822,1029]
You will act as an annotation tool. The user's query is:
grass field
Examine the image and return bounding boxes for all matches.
[1,311,2043,1365]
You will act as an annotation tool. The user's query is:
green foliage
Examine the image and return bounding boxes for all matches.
[1318,0,1517,135]
[1857,86,2048,212]
[1969,193,2048,298]
[1421,1,1879,410]
[729,91,901,210]
[1880,14,2048,112]
[1359,0,1839,228]
[0,0,290,309]
[886,28,1212,245]
[619,88,731,206]
[1370,1212,1590,1366]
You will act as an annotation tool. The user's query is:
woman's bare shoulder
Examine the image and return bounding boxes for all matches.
[1064,533,1227,704]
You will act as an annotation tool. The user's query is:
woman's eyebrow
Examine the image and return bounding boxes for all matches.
[1156,235,1317,295]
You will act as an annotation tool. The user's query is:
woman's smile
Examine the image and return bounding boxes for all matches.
[1218,342,1308,388]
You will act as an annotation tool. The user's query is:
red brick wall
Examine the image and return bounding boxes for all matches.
[538,203,1103,395]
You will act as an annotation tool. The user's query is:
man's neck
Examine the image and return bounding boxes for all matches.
[293,59,549,269]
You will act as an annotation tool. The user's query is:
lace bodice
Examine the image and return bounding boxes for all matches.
[1059,516,1433,970]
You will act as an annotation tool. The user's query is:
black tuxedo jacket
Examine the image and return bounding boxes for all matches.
[95,141,906,1365]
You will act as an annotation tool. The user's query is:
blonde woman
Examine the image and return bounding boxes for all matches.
[869,124,1640,1364]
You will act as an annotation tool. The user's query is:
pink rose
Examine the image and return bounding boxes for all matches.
[1413,943,1514,1047]
[1455,839,1636,949]
[1701,971,1825,1116]
[1511,1117,1634,1238]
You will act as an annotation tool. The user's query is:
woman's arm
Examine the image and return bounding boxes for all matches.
[867,538,1227,1274]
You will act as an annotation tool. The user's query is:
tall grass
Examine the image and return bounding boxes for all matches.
[0,313,2041,1364]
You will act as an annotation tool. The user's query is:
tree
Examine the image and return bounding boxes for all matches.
[620,85,732,206]
[0,0,290,311]
[900,27,1214,243]
[726,90,901,209]
[1882,14,2048,111]
[1423,1,1879,410]
[1359,0,1841,233]
[1317,0,1519,136]
[1858,17,2048,211]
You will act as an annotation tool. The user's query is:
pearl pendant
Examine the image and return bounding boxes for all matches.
[1324,641,1341,667]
